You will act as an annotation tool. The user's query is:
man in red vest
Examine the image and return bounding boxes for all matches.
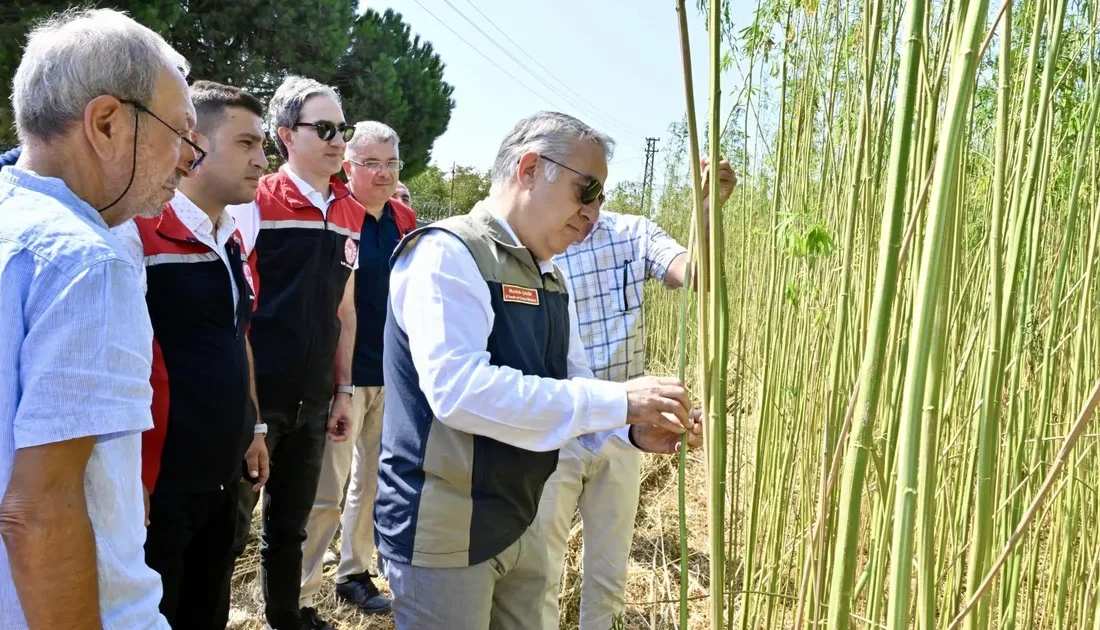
[111,80,270,629]
[227,75,365,630]
[301,121,416,616]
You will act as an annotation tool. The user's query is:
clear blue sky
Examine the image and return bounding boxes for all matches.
[358,0,752,190]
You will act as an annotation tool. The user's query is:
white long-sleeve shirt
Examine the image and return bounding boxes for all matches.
[389,206,635,453]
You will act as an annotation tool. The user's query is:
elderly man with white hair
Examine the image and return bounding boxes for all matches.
[0,8,199,630]
[300,121,417,616]
[373,110,704,629]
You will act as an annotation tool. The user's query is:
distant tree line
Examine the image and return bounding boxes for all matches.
[405,164,492,221]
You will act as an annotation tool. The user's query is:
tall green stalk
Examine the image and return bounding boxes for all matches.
[880,0,931,623]
[703,1,729,627]
[740,9,789,630]
[673,1,707,626]
[824,0,935,625]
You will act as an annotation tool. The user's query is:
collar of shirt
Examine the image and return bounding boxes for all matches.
[282,164,335,211]
[170,190,237,249]
[364,200,394,223]
[167,190,242,320]
[477,199,556,276]
[1,166,109,231]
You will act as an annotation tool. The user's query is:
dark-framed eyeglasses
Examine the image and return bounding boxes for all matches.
[119,99,206,171]
[293,121,355,143]
[538,154,603,205]
[348,158,404,173]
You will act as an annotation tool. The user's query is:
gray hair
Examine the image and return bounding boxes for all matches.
[346,121,400,160]
[12,8,190,142]
[490,111,615,188]
[268,75,342,158]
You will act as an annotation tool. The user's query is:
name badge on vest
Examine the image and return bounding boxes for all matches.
[502,284,540,306]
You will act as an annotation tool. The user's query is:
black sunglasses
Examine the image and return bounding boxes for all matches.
[119,99,206,171]
[538,154,603,205]
[293,121,355,143]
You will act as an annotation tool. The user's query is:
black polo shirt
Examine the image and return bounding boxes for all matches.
[353,201,404,386]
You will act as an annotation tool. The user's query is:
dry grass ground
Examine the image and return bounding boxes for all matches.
[226,450,725,630]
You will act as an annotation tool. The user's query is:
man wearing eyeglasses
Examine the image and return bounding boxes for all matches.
[300,120,416,617]
[375,111,704,629]
[537,156,736,629]
[227,75,365,630]
[0,9,196,630]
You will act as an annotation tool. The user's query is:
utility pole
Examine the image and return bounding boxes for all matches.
[640,137,659,215]
[449,162,456,214]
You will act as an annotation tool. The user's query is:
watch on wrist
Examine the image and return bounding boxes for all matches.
[335,384,355,396]
[254,423,268,435]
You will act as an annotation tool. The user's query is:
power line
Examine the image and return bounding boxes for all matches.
[460,0,649,139]
[439,0,638,141]
[409,0,572,116]
[437,0,643,143]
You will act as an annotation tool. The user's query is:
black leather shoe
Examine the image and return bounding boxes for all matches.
[335,573,392,615]
[300,607,336,630]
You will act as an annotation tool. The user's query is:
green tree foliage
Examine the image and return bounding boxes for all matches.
[603,181,646,217]
[0,1,180,147]
[0,3,454,177]
[165,0,357,101]
[334,9,455,178]
[405,164,491,221]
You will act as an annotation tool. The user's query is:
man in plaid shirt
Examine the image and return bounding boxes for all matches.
[538,158,736,629]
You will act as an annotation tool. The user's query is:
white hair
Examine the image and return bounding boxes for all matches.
[490,111,614,188]
[268,75,342,158]
[12,8,190,142]
[346,121,400,160]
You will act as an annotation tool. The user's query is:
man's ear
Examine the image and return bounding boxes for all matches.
[84,95,130,162]
[276,126,294,154]
[516,151,540,191]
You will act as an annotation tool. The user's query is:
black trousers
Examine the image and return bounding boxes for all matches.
[145,482,239,629]
[232,399,329,630]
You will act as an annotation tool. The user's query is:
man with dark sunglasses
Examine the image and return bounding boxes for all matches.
[374,111,704,629]
[537,155,736,629]
[227,75,365,630]
[300,120,416,618]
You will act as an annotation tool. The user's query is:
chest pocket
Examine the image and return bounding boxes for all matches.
[603,259,646,313]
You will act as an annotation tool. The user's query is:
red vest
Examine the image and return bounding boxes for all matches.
[135,204,259,492]
[248,168,366,404]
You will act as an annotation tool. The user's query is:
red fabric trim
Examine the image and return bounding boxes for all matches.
[142,337,170,492]
[134,205,207,255]
[255,169,366,233]
[389,198,418,237]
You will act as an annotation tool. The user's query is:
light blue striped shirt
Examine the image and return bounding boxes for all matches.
[0,167,168,629]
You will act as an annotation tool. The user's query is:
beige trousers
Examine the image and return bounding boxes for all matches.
[300,386,385,606]
[537,437,643,630]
